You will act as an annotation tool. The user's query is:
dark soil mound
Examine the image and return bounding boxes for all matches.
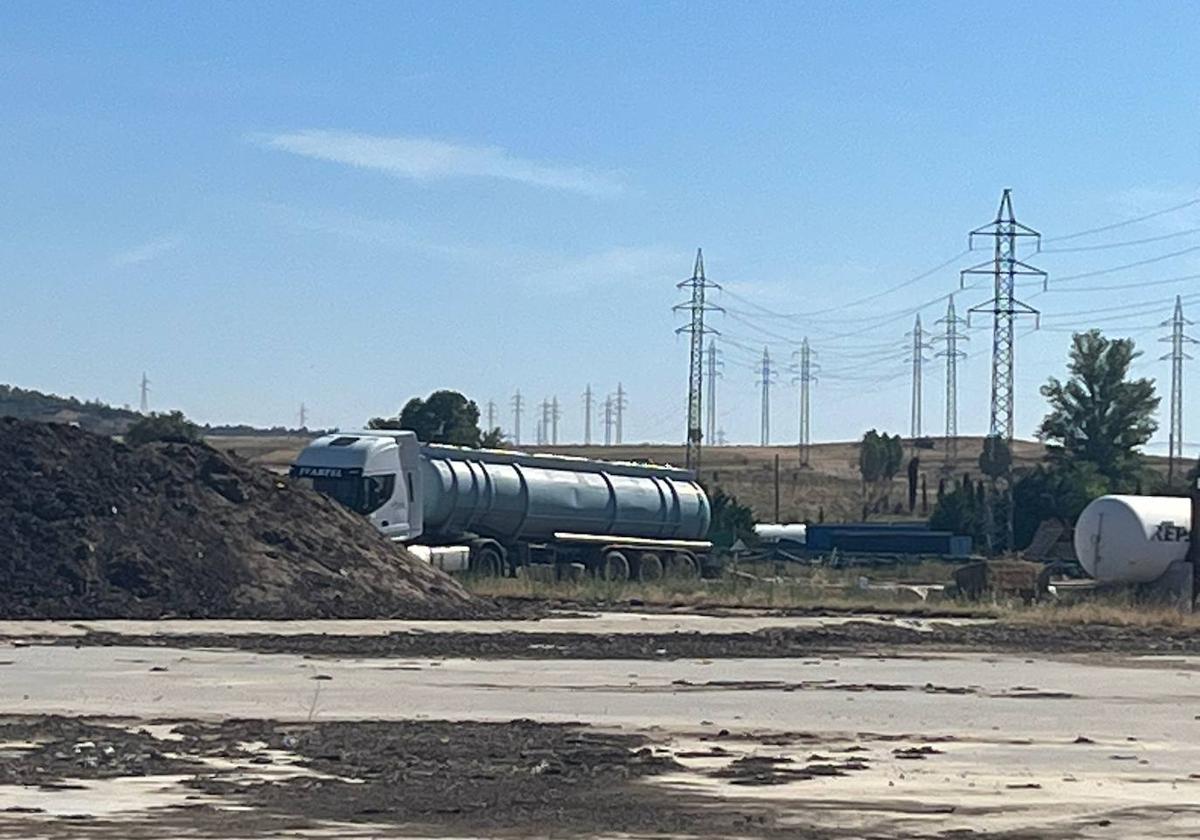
[0,418,480,619]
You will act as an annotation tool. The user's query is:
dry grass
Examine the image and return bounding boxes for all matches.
[1010,595,1200,628]
[467,566,1200,627]
[464,573,998,618]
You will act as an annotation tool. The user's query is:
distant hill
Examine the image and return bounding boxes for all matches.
[0,384,325,438]
[0,384,142,435]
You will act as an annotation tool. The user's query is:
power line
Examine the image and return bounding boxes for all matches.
[1038,271,1200,294]
[1051,244,1200,284]
[1044,196,1200,243]
[719,249,969,320]
[1043,225,1200,253]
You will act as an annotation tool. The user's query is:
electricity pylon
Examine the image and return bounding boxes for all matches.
[962,189,1046,553]
[757,347,778,446]
[934,296,969,467]
[1160,295,1197,485]
[674,249,721,472]
[790,339,817,467]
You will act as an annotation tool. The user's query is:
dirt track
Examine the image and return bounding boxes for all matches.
[33,615,1200,659]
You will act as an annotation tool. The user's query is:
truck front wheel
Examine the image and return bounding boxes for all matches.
[598,550,630,582]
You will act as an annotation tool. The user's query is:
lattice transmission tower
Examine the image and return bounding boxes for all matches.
[705,340,723,447]
[907,315,933,441]
[791,338,817,467]
[613,383,626,445]
[757,347,778,446]
[511,390,524,446]
[934,296,969,466]
[1160,295,1197,485]
[674,249,721,472]
[582,384,594,445]
[962,189,1046,553]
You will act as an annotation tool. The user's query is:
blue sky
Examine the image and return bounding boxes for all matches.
[3,1,1199,452]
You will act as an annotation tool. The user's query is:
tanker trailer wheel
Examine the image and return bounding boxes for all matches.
[598,550,630,582]
[635,552,664,583]
[666,552,698,579]
[470,544,505,578]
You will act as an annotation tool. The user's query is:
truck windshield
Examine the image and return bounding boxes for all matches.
[299,473,394,516]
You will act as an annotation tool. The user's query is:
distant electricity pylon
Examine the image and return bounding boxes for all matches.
[1160,295,1197,485]
[674,249,721,472]
[139,372,150,414]
[934,296,969,465]
[613,383,626,445]
[791,338,817,467]
[603,395,615,446]
[537,398,557,446]
[511,390,524,446]
[485,400,496,432]
[907,315,933,441]
[757,347,778,446]
[298,403,308,429]
[963,189,1047,553]
[582,384,594,445]
[705,340,723,447]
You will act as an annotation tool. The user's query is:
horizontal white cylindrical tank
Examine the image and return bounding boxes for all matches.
[1073,495,1191,583]
[754,523,808,544]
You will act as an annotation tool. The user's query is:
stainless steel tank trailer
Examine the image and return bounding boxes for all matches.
[291,430,712,579]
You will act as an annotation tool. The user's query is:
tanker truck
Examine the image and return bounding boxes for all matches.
[290,430,712,579]
[1074,495,1191,584]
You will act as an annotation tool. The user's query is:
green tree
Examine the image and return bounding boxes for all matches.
[858,430,904,517]
[707,488,757,550]
[125,411,203,446]
[368,390,483,446]
[979,435,1012,478]
[1037,330,1159,488]
[1012,461,1109,549]
[479,427,506,448]
[929,481,983,546]
[858,429,885,483]
[906,456,920,512]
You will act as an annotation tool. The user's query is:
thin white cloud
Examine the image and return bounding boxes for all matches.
[259,201,501,263]
[252,129,624,198]
[519,245,687,293]
[110,236,180,268]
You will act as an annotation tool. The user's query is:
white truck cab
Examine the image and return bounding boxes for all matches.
[290,430,424,541]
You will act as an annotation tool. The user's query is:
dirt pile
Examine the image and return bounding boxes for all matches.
[0,418,480,618]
